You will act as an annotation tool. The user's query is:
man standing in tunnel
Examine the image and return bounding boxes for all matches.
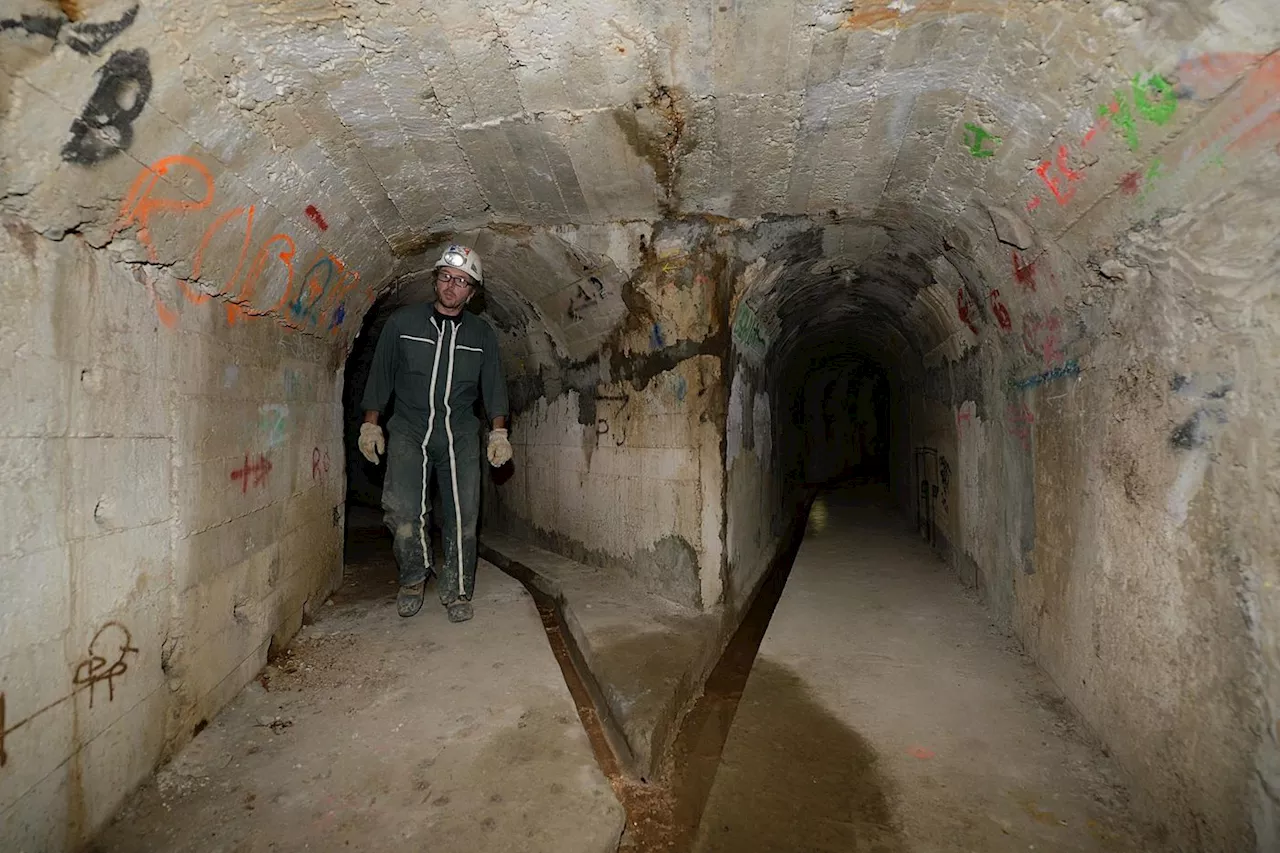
[357,244,512,623]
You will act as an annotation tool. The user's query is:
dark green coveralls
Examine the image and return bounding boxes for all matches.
[361,304,508,605]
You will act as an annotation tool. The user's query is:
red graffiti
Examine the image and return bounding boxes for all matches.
[1035,145,1084,206]
[1118,170,1142,195]
[988,289,1012,331]
[956,287,979,334]
[1011,251,1037,291]
[311,447,331,479]
[231,453,272,493]
[1022,310,1065,367]
[1006,403,1034,450]
[305,204,328,231]
[956,408,972,432]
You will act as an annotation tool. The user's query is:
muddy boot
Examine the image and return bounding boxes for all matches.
[397,581,426,617]
[446,599,473,623]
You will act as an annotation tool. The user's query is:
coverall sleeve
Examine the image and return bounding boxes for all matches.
[481,326,510,422]
[360,315,399,413]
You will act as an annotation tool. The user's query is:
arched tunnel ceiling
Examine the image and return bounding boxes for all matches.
[2,0,1275,361]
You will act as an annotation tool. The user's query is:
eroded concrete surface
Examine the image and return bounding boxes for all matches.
[90,524,623,853]
[694,488,1161,853]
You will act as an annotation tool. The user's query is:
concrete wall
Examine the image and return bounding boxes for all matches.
[0,225,346,849]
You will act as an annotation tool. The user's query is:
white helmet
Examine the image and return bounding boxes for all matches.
[434,243,483,285]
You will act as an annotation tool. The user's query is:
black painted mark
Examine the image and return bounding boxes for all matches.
[64,4,139,54]
[61,47,151,166]
[0,691,6,767]
[0,14,65,40]
[1170,408,1228,449]
[0,4,138,53]
[72,621,139,708]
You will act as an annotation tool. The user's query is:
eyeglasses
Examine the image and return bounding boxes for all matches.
[437,270,473,288]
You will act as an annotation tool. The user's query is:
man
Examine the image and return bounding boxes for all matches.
[358,244,512,623]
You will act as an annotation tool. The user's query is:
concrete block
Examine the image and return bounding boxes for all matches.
[0,756,71,853]
[67,590,169,747]
[0,355,70,440]
[66,438,171,540]
[70,524,169,630]
[172,503,283,593]
[0,547,71,654]
[68,364,167,438]
[0,439,66,557]
[79,686,168,840]
[0,644,76,815]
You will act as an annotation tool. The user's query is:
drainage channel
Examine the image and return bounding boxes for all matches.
[483,498,811,853]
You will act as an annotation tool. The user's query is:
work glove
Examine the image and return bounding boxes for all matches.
[358,422,385,464]
[487,428,512,468]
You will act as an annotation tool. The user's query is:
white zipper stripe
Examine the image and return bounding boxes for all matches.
[400,334,437,344]
[441,321,466,598]
[420,318,446,581]
[455,344,483,352]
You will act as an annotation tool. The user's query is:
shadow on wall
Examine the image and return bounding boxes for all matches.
[693,657,906,852]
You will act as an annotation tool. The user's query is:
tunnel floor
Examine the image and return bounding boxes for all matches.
[89,512,624,853]
[691,486,1161,852]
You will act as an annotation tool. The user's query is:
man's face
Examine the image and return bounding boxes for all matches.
[435,266,475,311]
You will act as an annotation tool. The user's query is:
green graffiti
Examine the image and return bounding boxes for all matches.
[1100,71,1178,153]
[963,122,1001,157]
[1100,96,1141,152]
[732,302,767,359]
[1132,72,1177,125]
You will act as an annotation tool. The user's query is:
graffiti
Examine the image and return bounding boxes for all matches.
[0,692,6,767]
[566,276,607,322]
[304,204,328,231]
[1011,250,1038,291]
[114,154,364,332]
[649,323,665,350]
[1118,170,1142,195]
[259,404,288,449]
[62,48,152,166]
[1,4,137,54]
[1174,53,1280,175]
[1098,72,1177,153]
[956,406,972,433]
[731,301,768,362]
[1026,69,1178,212]
[1005,402,1034,450]
[1034,145,1085,207]
[955,287,979,335]
[1013,359,1080,390]
[962,122,1001,157]
[1021,310,1064,367]
[72,622,139,709]
[311,447,331,479]
[987,289,1012,332]
[231,453,272,493]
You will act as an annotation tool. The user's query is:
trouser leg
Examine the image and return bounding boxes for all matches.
[429,428,481,605]
[381,429,432,587]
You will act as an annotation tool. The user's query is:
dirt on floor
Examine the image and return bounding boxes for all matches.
[90,524,623,853]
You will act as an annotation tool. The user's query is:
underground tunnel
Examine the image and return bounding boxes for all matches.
[1,0,1278,851]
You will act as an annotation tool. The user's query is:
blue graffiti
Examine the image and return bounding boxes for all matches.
[329,302,346,329]
[650,323,665,350]
[1013,359,1081,390]
[292,257,336,322]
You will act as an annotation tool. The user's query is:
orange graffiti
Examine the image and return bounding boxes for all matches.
[189,204,256,308]
[115,155,215,327]
[114,154,365,332]
[234,233,296,324]
[838,0,999,31]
